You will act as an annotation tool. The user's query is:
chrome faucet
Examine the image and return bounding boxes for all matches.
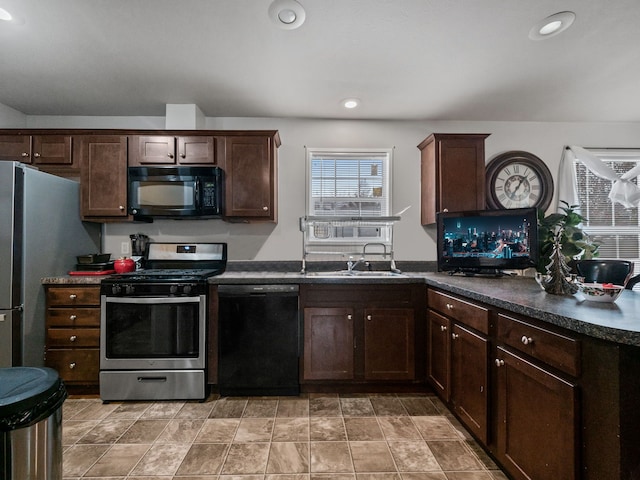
[346,256,368,273]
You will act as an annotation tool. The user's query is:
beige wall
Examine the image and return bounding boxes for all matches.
[3,107,640,260]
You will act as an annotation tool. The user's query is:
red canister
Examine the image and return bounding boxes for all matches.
[114,257,136,273]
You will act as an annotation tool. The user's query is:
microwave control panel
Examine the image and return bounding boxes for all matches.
[202,181,218,208]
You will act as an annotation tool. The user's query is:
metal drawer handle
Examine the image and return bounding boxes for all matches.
[263,206,268,211]
[137,376,167,382]
[21,152,29,157]
[347,314,353,320]
[521,335,534,345]
[33,152,41,158]
[69,335,77,342]
[451,333,459,340]
[446,303,453,310]
[69,294,77,300]
[366,314,372,321]
[440,325,447,332]
[69,362,76,369]
[69,314,77,321]
[495,359,505,367]
[168,153,174,159]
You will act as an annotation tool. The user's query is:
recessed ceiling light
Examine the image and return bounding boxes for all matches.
[529,11,575,40]
[268,0,306,30]
[0,7,13,21]
[342,98,360,109]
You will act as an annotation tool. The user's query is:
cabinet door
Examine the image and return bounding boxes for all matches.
[427,310,450,401]
[451,323,489,443]
[178,136,217,164]
[32,135,73,166]
[223,135,275,220]
[130,135,176,165]
[364,308,415,380]
[495,346,578,480]
[418,133,488,225]
[303,307,354,380]
[0,135,31,163]
[80,135,129,218]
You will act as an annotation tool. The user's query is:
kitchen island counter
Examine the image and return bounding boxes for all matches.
[210,270,640,347]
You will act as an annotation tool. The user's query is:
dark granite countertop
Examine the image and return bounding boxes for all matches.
[42,266,640,347]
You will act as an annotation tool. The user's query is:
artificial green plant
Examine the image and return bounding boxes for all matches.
[537,201,601,274]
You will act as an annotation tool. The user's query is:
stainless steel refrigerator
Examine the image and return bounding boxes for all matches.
[0,162,101,368]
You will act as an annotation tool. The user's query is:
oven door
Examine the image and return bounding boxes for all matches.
[100,295,206,370]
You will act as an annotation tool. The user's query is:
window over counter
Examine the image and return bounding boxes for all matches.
[305,147,393,242]
[570,148,640,281]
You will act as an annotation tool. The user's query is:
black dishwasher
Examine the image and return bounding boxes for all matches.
[217,284,300,396]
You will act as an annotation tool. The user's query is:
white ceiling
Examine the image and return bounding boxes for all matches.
[1,0,639,122]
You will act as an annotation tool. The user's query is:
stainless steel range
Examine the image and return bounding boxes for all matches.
[99,242,227,401]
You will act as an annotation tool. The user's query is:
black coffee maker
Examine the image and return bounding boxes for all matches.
[130,234,149,269]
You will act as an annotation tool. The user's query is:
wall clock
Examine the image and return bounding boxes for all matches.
[485,150,554,211]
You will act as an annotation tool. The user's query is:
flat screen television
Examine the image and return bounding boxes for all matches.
[436,208,539,275]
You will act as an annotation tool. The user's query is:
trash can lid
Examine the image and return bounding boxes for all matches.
[0,367,67,431]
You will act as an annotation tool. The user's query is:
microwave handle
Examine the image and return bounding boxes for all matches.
[194,179,200,209]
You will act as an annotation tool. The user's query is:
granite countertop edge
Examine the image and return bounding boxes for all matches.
[42,267,640,346]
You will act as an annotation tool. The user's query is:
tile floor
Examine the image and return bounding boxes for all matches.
[62,393,509,480]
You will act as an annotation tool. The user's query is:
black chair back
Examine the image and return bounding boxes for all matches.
[575,260,633,287]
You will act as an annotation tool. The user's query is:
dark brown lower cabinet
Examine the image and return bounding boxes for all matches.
[364,308,415,380]
[427,310,450,400]
[300,284,424,387]
[303,307,355,381]
[495,346,578,480]
[451,323,489,444]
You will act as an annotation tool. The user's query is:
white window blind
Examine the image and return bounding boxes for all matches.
[573,149,640,277]
[307,148,391,217]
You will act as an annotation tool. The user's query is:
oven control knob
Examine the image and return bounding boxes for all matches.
[124,284,135,295]
[170,285,178,294]
[183,284,192,294]
[111,284,122,295]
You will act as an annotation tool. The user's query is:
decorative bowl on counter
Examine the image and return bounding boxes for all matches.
[576,282,625,303]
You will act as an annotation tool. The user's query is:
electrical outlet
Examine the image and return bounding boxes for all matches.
[121,241,130,254]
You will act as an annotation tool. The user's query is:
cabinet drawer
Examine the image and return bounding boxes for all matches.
[428,289,489,334]
[497,313,580,377]
[47,328,100,347]
[47,287,100,306]
[47,308,100,327]
[46,349,99,384]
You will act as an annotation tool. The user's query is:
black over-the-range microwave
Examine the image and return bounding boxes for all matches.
[128,166,223,219]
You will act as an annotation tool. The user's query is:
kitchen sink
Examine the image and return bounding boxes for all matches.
[305,270,406,278]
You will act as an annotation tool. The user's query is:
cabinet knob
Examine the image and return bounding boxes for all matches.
[119,205,125,211]
[451,333,459,340]
[366,314,372,321]
[446,303,453,310]
[69,314,77,321]
[347,314,353,320]
[69,362,76,369]
[33,152,41,158]
[521,336,534,345]
[69,335,77,342]
[495,359,505,367]
[440,325,447,332]
[180,153,186,158]
[69,294,77,300]
[168,153,174,159]
[21,152,29,157]
[263,206,268,211]
[443,208,449,213]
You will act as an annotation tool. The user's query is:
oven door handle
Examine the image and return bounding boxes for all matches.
[102,295,204,305]
[137,376,168,383]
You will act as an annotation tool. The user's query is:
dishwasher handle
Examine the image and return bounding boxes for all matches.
[217,284,299,296]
